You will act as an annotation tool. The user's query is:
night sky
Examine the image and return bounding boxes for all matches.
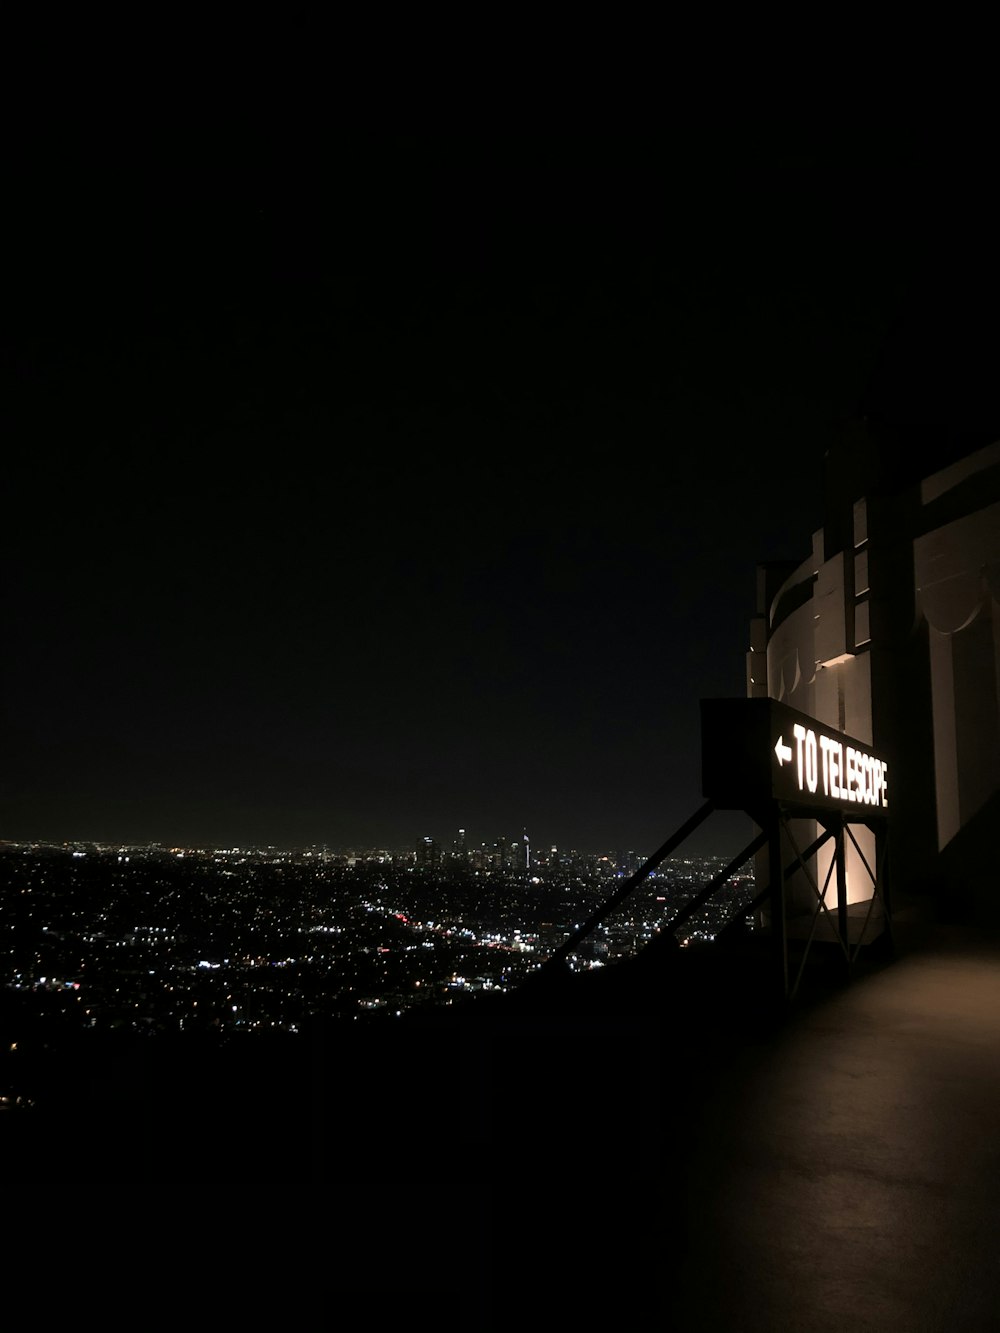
[5,128,959,854]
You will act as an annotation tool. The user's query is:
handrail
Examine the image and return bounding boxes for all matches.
[541,819,837,973]
[663,827,768,940]
[716,828,833,943]
[535,800,715,974]
[523,803,871,1002]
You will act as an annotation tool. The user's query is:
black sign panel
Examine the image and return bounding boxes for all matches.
[701,698,889,817]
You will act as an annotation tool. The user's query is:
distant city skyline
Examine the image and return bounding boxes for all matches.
[1,824,752,862]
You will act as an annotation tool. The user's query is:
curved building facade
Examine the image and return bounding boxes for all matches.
[749,427,1000,923]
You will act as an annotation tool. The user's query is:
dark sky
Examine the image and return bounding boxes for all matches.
[4,128,949,854]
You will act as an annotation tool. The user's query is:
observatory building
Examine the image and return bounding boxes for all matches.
[748,426,1000,927]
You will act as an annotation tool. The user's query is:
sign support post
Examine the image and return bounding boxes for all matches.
[835,816,850,973]
[702,698,892,999]
[769,820,788,1001]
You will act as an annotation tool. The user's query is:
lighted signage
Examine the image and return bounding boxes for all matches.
[774,719,887,808]
[701,698,889,816]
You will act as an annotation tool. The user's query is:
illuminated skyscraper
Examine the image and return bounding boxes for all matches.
[416,835,440,869]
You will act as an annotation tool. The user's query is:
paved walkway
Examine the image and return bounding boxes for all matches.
[663,922,1000,1331]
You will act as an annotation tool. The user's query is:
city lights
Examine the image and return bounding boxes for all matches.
[0,838,753,1039]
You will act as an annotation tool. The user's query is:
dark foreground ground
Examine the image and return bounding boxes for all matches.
[5,904,1000,1330]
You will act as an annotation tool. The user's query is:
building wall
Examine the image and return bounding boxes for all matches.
[755,528,877,916]
[914,490,1000,849]
[751,433,1000,923]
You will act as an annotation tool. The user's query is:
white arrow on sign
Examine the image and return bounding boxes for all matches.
[774,736,793,766]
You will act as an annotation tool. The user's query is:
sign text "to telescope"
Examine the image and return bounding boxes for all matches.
[776,723,888,808]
